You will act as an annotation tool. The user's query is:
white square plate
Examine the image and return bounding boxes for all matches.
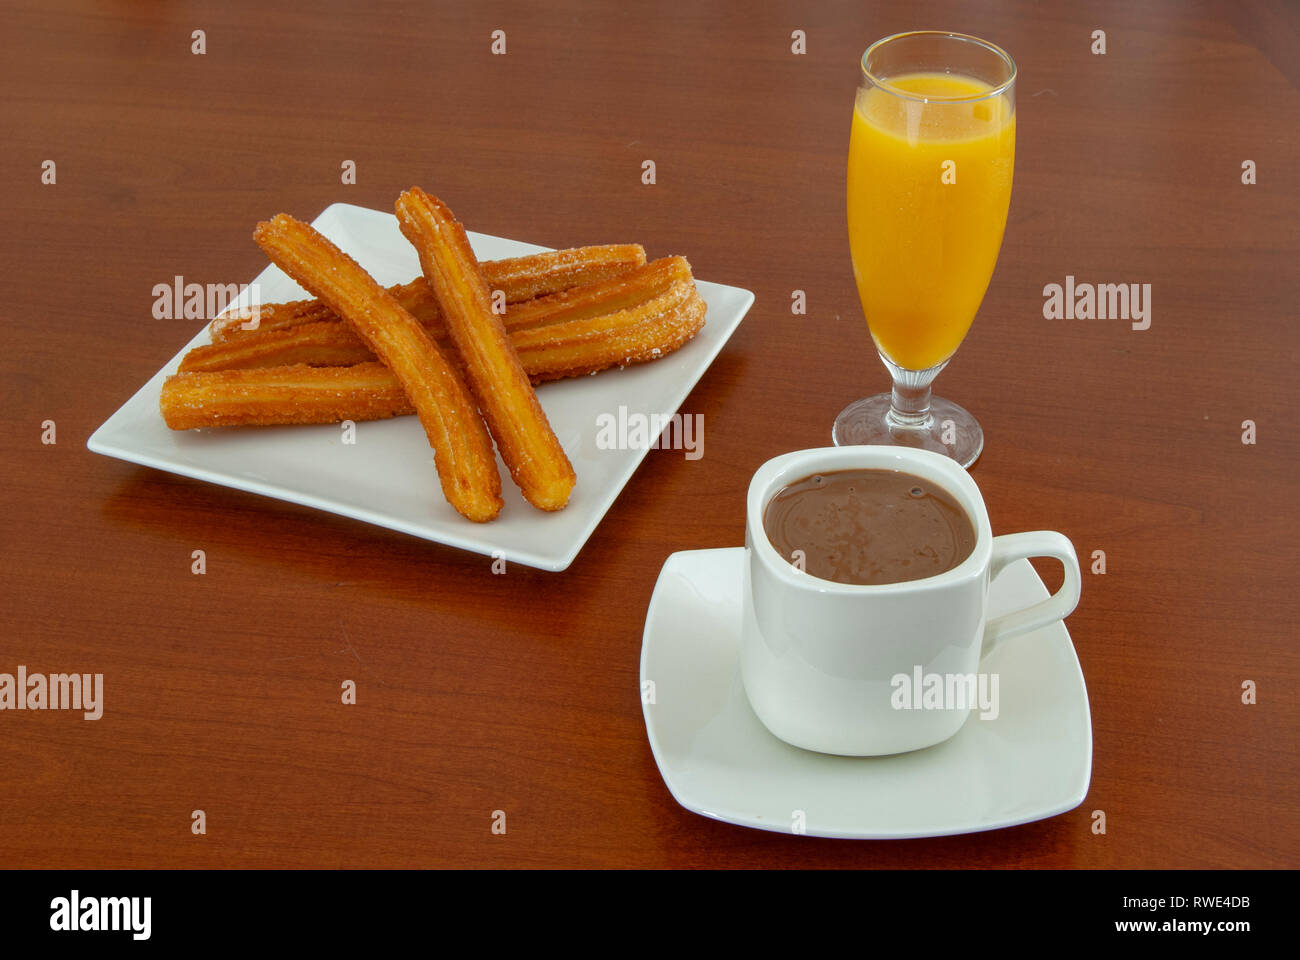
[640,548,1093,839]
[88,203,753,570]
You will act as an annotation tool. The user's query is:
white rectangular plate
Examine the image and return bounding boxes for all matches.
[88,203,753,570]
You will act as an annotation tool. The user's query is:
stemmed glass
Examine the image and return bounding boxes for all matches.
[833,31,1017,467]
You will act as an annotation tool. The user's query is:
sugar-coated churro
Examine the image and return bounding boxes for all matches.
[498,255,695,333]
[161,363,412,429]
[517,277,706,381]
[180,256,702,374]
[181,321,375,372]
[252,213,503,522]
[208,244,647,342]
[396,188,575,512]
[476,245,646,302]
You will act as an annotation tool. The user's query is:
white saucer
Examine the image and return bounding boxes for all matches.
[639,548,1092,839]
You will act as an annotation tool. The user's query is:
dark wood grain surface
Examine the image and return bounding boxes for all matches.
[1,0,1296,868]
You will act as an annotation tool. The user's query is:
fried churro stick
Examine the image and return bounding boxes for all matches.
[477,245,648,302]
[252,214,503,522]
[512,272,705,379]
[159,293,707,429]
[161,363,411,429]
[396,188,575,512]
[497,255,694,333]
[209,244,647,342]
[180,256,698,373]
[181,320,376,372]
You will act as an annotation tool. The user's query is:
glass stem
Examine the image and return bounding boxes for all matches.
[880,353,946,430]
[888,379,933,428]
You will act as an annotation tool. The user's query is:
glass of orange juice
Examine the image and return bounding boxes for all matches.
[834,31,1016,467]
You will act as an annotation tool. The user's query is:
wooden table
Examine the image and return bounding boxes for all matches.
[1,0,1295,869]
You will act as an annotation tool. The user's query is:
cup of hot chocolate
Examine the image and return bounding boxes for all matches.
[741,445,1081,756]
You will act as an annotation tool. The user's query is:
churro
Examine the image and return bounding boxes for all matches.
[181,321,375,372]
[252,213,503,522]
[396,188,575,512]
[209,245,647,342]
[161,363,411,429]
[516,275,706,381]
[180,256,701,374]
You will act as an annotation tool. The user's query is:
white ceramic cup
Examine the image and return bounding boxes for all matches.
[741,446,1081,756]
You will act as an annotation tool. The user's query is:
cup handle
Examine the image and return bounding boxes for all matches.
[981,531,1081,660]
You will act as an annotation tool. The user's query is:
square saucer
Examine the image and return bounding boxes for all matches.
[87,203,754,571]
[639,548,1092,839]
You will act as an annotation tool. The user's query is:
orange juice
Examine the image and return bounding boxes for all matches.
[847,71,1015,371]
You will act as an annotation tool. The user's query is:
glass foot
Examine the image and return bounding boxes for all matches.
[831,393,984,468]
